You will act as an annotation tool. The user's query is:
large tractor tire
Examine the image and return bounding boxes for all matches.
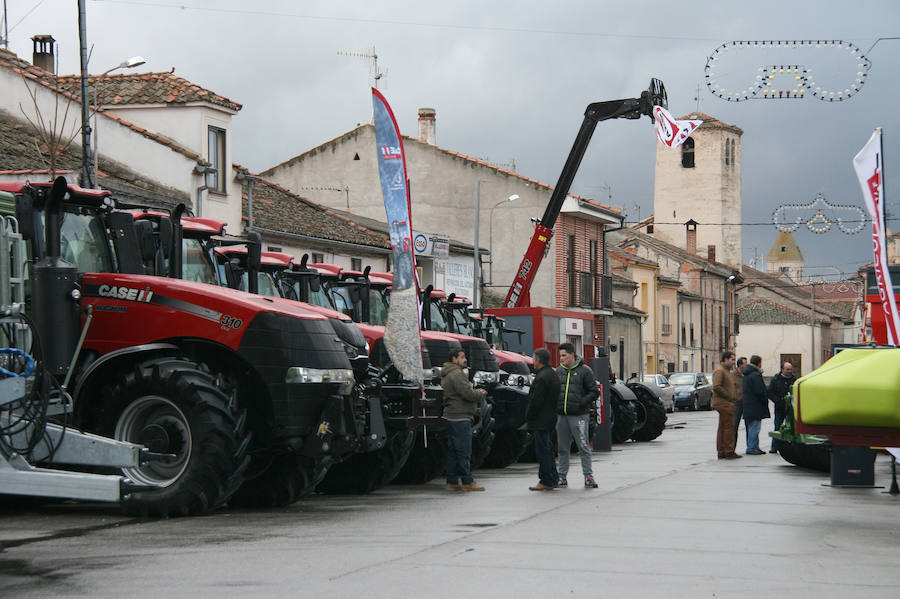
[609,395,636,444]
[481,429,531,469]
[777,441,831,473]
[392,429,447,484]
[470,401,495,470]
[228,452,319,508]
[316,430,416,494]
[626,383,667,442]
[96,356,249,517]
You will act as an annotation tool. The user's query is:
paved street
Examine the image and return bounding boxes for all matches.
[2,411,899,598]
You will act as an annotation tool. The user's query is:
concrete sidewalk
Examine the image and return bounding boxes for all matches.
[2,411,898,598]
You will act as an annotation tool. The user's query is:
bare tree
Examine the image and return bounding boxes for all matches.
[18,73,87,181]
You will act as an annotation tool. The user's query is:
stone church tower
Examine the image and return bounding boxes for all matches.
[766,230,805,281]
[651,112,743,268]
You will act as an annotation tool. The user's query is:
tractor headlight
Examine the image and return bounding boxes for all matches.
[472,370,499,385]
[286,367,355,393]
[506,373,529,388]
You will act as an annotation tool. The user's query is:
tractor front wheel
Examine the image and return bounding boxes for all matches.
[99,356,248,517]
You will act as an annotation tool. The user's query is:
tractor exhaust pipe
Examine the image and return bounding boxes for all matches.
[169,203,186,279]
[31,176,81,378]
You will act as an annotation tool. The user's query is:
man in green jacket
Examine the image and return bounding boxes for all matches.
[556,343,598,489]
[441,348,488,492]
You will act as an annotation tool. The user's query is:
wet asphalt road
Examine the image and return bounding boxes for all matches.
[2,410,899,598]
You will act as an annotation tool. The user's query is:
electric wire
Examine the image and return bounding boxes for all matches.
[0,307,69,463]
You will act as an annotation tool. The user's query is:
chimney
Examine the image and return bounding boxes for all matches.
[31,34,56,74]
[707,244,716,262]
[418,107,436,145]
[685,219,698,255]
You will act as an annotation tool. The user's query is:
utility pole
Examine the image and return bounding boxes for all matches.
[810,283,816,370]
[1,0,9,49]
[77,0,93,188]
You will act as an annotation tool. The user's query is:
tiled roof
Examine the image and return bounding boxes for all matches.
[1,50,208,166]
[814,299,860,320]
[262,124,622,216]
[738,266,849,320]
[739,264,825,305]
[608,246,659,268]
[0,108,188,207]
[611,272,638,287]
[237,170,390,250]
[737,297,828,325]
[54,71,241,113]
[612,300,646,317]
[678,111,744,136]
[613,227,736,277]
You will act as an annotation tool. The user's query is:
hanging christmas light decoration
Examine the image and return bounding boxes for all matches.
[705,40,871,102]
[772,193,868,234]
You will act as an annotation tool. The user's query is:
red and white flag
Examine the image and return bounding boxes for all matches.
[653,106,702,148]
[853,128,900,345]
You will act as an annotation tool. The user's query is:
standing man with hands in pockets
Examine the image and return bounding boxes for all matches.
[556,343,599,489]
[712,351,742,460]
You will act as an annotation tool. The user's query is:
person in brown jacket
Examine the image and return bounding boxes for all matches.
[731,356,746,451]
[441,348,488,491]
[712,351,742,460]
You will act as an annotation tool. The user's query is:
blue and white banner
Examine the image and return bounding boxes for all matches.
[372,89,423,385]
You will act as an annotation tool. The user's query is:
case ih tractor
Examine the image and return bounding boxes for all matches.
[6,178,377,515]
[275,260,497,482]
[124,212,413,495]
[418,288,534,468]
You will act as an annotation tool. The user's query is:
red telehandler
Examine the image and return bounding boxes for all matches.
[489,80,671,447]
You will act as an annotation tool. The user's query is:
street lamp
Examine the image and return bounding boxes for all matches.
[488,194,519,284]
[93,56,146,187]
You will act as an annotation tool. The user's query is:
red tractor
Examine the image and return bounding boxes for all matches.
[7,178,375,515]
[125,212,410,495]
[418,287,535,467]
[275,260,497,481]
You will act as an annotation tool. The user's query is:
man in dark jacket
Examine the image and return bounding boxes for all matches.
[441,348,488,492]
[526,348,561,491]
[767,362,796,453]
[556,343,599,489]
[741,355,769,455]
[731,357,746,450]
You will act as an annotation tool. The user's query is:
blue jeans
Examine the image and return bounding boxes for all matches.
[533,430,558,487]
[556,414,593,478]
[745,419,761,452]
[446,419,473,485]
[772,402,786,451]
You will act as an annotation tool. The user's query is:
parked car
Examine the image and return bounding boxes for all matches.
[668,372,713,411]
[641,374,676,413]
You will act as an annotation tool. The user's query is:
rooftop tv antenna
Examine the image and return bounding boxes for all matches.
[338,46,385,89]
[1,0,9,48]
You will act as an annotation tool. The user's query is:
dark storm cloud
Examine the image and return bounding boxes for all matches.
[8,0,900,274]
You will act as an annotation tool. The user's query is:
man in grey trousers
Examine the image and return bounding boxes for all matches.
[556,343,598,489]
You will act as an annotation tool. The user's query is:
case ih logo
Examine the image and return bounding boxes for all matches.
[380,145,402,159]
[97,284,154,303]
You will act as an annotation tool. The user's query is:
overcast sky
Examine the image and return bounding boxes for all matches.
[6,0,900,278]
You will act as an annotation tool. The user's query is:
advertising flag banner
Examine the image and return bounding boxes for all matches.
[653,106,702,148]
[853,128,900,345]
[372,88,424,385]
